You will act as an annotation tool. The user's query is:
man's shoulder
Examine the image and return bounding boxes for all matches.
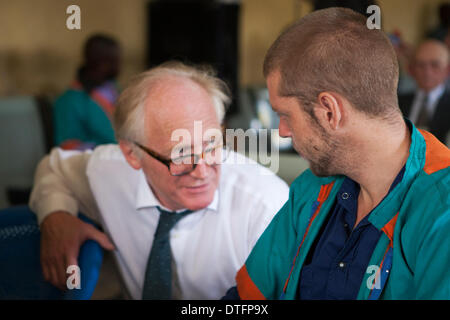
[54,89,91,112]
[220,151,289,206]
[406,166,450,211]
[419,129,450,177]
[400,134,450,235]
[86,144,131,172]
[54,88,85,103]
[85,144,143,199]
[221,151,287,184]
[435,89,450,113]
[399,167,450,258]
[91,144,124,159]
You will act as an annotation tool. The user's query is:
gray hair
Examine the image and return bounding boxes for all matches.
[113,61,231,143]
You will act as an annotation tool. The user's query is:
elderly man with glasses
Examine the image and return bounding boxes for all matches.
[29,62,289,300]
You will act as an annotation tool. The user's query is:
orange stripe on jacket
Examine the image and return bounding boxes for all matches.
[381,213,398,243]
[418,130,450,175]
[236,265,266,300]
[368,213,399,299]
[282,182,335,293]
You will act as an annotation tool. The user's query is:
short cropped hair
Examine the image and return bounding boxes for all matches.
[113,61,231,143]
[263,7,400,118]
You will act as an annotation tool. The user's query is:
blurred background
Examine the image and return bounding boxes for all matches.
[0,0,449,298]
[2,0,450,206]
[1,0,447,97]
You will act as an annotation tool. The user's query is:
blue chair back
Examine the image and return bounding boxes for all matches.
[0,206,103,299]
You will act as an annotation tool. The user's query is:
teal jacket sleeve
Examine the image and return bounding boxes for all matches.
[413,209,450,299]
[235,188,298,299]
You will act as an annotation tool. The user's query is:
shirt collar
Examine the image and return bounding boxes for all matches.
[337,165,405,226]
[336,177,359,215]
[135,170,219,213]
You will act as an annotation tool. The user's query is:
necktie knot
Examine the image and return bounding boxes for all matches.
[154,207,193,237]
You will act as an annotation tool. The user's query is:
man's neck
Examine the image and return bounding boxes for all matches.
[344,117,411,228]
[77,66,108,93]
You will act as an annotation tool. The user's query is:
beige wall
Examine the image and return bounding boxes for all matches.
[380,0,446,44]
[0,0,448,97]
[240,0,449,86]
[0,0,148,97]
[239,0,313,86]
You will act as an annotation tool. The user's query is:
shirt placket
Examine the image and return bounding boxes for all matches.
[326,187,369,299]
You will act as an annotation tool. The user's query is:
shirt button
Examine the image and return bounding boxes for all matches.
[342,192,349,200]
[343,223,349,228]
[339,262,345,268]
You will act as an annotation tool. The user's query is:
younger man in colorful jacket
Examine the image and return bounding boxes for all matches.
[226,7,450,300]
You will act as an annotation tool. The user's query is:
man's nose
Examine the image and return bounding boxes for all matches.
[278,119,291,138]
[189,157,209,179]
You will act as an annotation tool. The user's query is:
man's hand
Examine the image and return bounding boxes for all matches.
[40,211,115,290]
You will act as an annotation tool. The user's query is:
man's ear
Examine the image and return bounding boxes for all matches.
[313,92,343,131]
[119,140,142,170]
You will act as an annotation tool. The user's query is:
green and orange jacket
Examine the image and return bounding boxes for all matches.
[236,123,450,300]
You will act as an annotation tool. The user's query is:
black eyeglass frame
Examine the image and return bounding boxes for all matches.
[133,141,227,176]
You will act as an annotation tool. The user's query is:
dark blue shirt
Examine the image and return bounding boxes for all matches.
[297,167,405,300]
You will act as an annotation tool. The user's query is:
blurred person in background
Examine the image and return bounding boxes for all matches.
[388,30,416,94]
[53,34,121,150]
[399,39,450,146]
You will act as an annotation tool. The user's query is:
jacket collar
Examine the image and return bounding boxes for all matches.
[368,119,424,230]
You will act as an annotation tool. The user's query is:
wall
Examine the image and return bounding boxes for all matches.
[0,0,147,97]
[0,0,448,97]
[240,0,450,86]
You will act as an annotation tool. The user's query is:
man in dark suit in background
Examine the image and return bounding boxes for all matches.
[399,39,450,146]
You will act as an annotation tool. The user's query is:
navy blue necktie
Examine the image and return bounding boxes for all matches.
[142,207,193,300]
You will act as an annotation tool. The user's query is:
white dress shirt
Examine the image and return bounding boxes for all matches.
[29,145,289,299]
[408,83,446,124]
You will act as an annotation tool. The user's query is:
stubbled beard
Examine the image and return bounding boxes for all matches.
[303,141,333,177]
[309,156,333,177]
[296,127,341,178]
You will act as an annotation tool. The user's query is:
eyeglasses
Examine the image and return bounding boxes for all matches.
[133,141,230,176]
